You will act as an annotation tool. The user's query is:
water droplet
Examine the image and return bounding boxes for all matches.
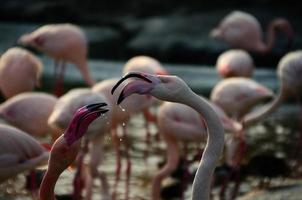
[122,122,126,126]
[119,138,122,142]
[119,105,126,112]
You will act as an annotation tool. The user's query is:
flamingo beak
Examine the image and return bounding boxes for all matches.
[111,72,154,104]
[64,103,109,146]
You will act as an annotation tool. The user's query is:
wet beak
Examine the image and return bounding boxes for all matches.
[111,72,152,95]
[111,72,153,105]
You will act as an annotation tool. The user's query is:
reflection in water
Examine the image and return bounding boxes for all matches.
[0,104,300,200]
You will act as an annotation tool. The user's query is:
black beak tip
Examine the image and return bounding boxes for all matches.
[86,102,108,110]
[101,109,109,114]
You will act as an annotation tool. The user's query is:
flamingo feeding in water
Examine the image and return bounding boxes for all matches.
[18,23,95,96]
[0,124,49,182]
[147,101,240,200]
[111,72,225,200]
[210,11,294,53]
[0,47,43,99]
[92,77,157,199]
[210,77,274,198]
[216,49,254,78]
[39,102,109,200]
[242,50,302,168]
[0,92,59,142]
[0,124,49,198]
[47,88,112,200]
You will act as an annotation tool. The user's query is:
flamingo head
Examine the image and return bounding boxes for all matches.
[63,103,109,146]
[111,72,192,104]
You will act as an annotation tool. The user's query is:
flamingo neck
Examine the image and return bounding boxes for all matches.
[39,169,60,200]
[242,86,287,127]
[152,135,179,200]
[180,92,224,200]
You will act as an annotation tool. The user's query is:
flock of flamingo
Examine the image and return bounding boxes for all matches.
[0,10,301,200]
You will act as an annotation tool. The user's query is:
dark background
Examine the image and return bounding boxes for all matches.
[1,0,301,66]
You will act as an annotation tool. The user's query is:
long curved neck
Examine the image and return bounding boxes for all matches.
[39,169,60,200]
[152,135,179,200]
[180,92,224,200]
[242,87,287,127]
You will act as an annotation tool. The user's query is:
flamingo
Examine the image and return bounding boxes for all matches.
[18,23,95,96]
[92,78,157,199]
[47,88,112,200]
[0,124,49,197]
[210,10,294,53]
[39,102,109,200]
[111,72,225,200]
[0,47,43,99]
[242,50,302,169]
[210,77,274,198]
[0,92,59,141]
[144,101,240,200]
[210,77,274,121]
[216,49,254,78]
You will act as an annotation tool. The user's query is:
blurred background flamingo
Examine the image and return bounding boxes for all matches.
[210,10,294,53]
[0,47,43,99]
[18,23,95,96]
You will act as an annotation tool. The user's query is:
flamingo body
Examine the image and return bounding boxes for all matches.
[210,77,274,119]
[0,124,48,182]
[0,47,43,99]
[0,92,58,138]
[19,23,95,86]
[210,11,293,53]
[216,49,254,78]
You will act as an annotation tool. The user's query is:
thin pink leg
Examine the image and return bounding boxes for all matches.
[54,61,66,97]
[180,144,190,200]
[143,109,152,161]
[230,130,247,200]
[122,125,131,200]
[111,127,121,200]
[73,140,89,200]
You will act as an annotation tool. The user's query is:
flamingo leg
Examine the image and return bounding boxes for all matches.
[73,140,89,200]
[122,125,131,200]
[111,127,121,200]
[54,61,66,97]
[143,109,152,162]
[180,144,190,200]
[85,137,110,200]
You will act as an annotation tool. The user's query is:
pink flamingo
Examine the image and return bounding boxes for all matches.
[210,77,274,198]
[0,47,43,99]
[0,92,56,196]
[211,77,274,120]
[0,92,59,141]
[39,102,109,200]
[210,11,294,53]
[144,101,240,200]
[92,78,157,199]
[111,72,225,200]
[216,49,254,78]
[47,88,112,200]
[18,23,95,96]
[0,124,49,197]
[242,51,302,167]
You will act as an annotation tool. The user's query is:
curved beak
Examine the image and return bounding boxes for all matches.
[111,72,154,105]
